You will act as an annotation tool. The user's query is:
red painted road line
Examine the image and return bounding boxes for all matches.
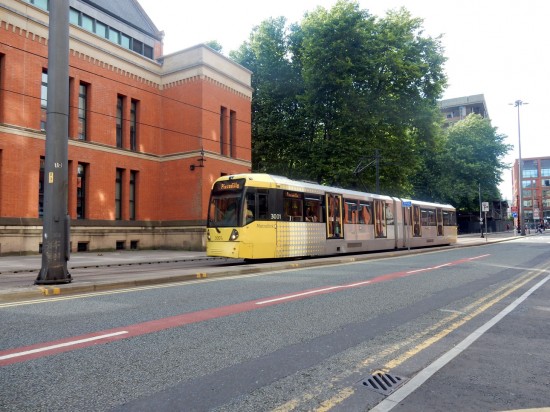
[0,254,488,366]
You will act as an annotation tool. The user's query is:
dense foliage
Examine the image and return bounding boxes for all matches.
[432,115,512,211]
[229,0,510,210]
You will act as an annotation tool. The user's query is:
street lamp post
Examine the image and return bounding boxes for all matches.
[479,182,484,238]
[512,100,528,236]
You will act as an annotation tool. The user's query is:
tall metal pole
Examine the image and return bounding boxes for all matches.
[479,182,484,238]
[36,0,71,284]
[513,100,527,236]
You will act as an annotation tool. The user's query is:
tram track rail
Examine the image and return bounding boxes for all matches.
[0,256,234,276]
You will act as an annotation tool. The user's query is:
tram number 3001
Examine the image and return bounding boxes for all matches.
[270,214,282,220]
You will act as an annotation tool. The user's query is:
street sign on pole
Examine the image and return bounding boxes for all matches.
[482,202,489,212]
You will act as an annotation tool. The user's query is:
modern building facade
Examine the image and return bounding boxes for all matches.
[512,157,550,227]
[0,0,252,254]
[439,94,489,127]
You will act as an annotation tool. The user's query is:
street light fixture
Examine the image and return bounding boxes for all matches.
[479,182,484,238]
[510,100,528,236]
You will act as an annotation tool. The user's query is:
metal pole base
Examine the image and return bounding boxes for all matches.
[35,267,72,285]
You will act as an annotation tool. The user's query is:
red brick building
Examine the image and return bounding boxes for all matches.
[0,0,252,254]
[512,157,550,227]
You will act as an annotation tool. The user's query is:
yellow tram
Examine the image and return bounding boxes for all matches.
[206,174,457,260]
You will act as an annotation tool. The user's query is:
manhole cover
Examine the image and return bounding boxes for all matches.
[362,371,406,395]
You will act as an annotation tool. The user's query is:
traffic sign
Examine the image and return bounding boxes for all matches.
[512,212,517,218]
[402,201,412,207]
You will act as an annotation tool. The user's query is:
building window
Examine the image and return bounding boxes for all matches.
[69,8,80,25]
[25,0,48,10]
[130,99,138,151]
[522,160,538,178]
[129,170,137,220]
[41,69,48,131]
[132,39,143,54]
[522,169,538,178]
[78,83,88,140]
[95,21,108,38]
[220,106,227,155]
[115,169,123,220]
[116,95,124,148]
[77,163,87,219]
[68,7,155,60]
[144,45,153,59]
[230,110,236,158]
[108,27,120,44]
[39,157,45,217]
[541,159,550,177]
[82,14,94,32]
[121,33,131,49]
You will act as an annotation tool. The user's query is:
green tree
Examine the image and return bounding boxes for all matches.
[204,40,223,53]
[230,17,305,175]
[231,1,448,195]
[291,2,448,191]
[433,114,511,210]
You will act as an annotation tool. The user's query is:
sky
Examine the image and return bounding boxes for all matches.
[138,0,550,201]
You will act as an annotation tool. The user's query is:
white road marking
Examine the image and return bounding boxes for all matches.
[0,331,128,361]
[370,272,550,412]
[256,286,342,305]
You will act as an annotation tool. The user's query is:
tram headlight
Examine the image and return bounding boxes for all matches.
[207,230,211,241]
[230,229,239,241]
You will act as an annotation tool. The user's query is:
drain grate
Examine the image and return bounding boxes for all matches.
[362,371,406,395]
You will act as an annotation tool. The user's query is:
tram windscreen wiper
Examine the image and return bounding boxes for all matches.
[209,219,221,233]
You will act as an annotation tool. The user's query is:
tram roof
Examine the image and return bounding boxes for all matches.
[219,174,455,210]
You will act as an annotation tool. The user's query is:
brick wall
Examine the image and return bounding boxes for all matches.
[0,1,252,253]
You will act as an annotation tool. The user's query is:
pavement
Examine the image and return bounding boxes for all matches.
[0,231,522,303]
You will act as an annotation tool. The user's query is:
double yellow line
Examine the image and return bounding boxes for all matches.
[274,265,550,412]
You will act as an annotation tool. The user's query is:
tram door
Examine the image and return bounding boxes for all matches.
[326,194,343,238]
[412,205,421,237]
[437,208,444,236]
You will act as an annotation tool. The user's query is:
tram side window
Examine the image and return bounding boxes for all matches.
[284,191,303,221]
[436,208,443,236]
[305,195,322,222]
[244,191,255,224]
[442,210,456,226]
[385,203,395,226]
[258,191,268,220]
[358,202,372,224]
[421,208,436,226]
[374,199,386,238]
[344,199,358,224]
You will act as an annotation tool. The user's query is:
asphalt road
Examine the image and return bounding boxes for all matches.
[1,234,549,411]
